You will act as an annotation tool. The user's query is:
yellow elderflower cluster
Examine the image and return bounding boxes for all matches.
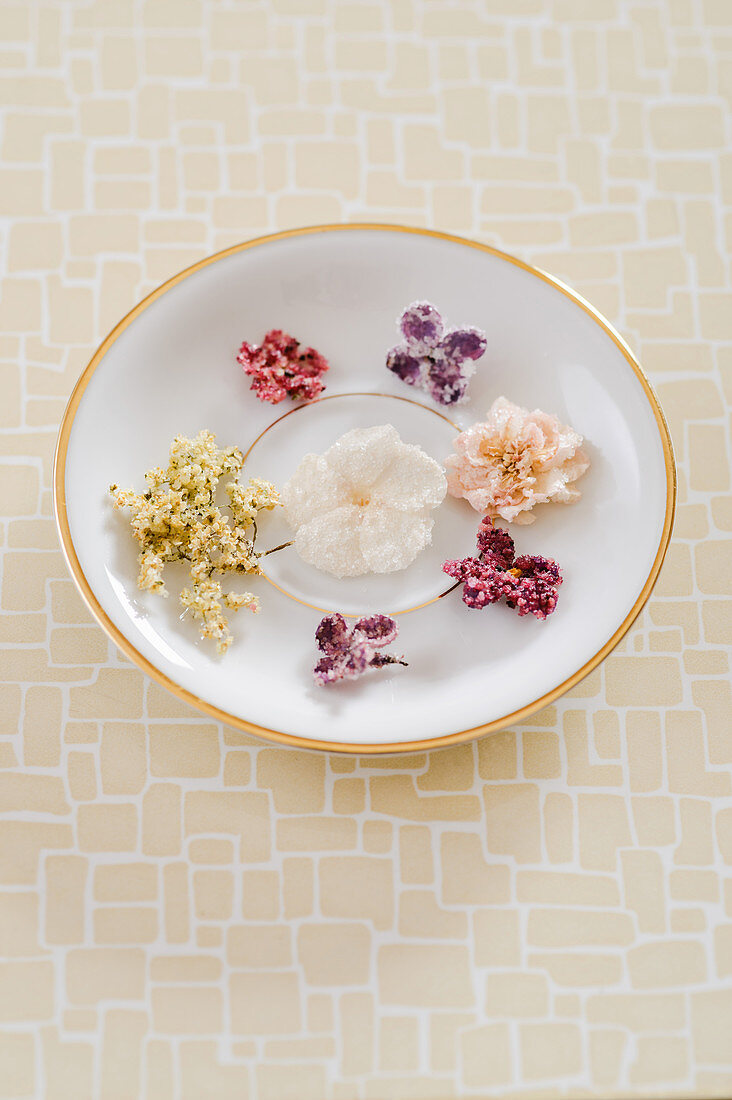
[110,430,280,654]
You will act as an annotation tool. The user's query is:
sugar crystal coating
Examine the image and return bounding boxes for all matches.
[400,301,444,350]
[281,424,447,578]
[313,612,405,686]
[237,329,329,404]
[387,301,487,406]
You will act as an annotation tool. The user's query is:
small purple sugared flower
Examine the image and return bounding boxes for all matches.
[387,301,487,406]
[313,612,406,686]
[400,301,444,350]
[443,517,562,620]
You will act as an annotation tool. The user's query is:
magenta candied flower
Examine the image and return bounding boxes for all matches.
[313,612,407,686]
[386,301,487,405]
[443,516,562,620]
[237,329,329,405]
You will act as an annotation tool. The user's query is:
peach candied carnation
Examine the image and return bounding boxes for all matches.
[446,396,590,524]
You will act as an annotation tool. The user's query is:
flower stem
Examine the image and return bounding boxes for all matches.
[373,655,408,668]
[438,579,461,599]
[263,540,295,556]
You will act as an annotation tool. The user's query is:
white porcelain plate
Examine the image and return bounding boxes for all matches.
[54,225,675,752]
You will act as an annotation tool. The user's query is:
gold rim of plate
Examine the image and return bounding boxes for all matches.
[53,223,677,754]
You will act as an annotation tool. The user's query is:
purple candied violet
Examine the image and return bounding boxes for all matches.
[236,329,329,405]
[476,519,515,571]
[386,301,487,406]
[313,612,406,686]
[443,516,562,620]
[441,328,487,362]
[386,347,424,389]
[314,612,352,655]
[354,613,399,645]
[400,301,444,350]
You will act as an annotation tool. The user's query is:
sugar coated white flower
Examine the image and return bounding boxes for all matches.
[281,424,447,578]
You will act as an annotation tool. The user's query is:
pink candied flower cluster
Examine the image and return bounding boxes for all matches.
[314,612,406,686]
[237,329,329,405]
[443,516,562,620]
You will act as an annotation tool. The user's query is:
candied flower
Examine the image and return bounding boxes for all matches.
[226,477,281,530]
[110,430,281,653]
[386,300,487,405]
[313,612,406,686]
[446,396,590,524]
[443,516,562,620]
[237,329,329,404]
[180,572,260,652]
[281,424,447,578]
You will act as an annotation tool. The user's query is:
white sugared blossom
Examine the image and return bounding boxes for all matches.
[110,430,280,654]
[281,424,447,578]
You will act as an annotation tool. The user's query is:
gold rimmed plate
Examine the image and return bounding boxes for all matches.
[54,225,675,752]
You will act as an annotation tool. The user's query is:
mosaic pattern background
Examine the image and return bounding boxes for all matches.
[1,0,731,1096]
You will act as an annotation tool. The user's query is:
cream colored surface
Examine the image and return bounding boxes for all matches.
[1,1,731,1097]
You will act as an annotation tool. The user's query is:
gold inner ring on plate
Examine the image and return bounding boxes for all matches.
[241,390,458,618]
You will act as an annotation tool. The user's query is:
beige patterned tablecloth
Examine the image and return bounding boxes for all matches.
[1,1,731,1097]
